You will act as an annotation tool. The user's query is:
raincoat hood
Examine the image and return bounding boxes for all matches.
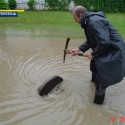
[80,11,106,29]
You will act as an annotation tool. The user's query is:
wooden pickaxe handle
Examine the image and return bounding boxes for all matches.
[63,38,70,63]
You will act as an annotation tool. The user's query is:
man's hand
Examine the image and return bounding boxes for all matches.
[66,48,80,56]
[64,48,93,60]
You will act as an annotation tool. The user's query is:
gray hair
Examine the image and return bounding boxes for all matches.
[72,6,87,17]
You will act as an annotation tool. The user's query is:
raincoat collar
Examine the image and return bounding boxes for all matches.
[80,11,106,29]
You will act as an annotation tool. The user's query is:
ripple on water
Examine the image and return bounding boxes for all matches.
[0,37,125,125]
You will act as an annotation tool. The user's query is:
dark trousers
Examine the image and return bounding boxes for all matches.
[90,60,106,104]
[90,60,97,82]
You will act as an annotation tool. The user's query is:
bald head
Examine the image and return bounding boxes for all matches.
[72,6,87,23]
[72,6,87,18]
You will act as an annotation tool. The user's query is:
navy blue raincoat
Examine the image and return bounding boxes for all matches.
[79,11,125,87]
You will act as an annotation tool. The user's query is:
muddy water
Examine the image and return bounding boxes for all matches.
[0,27,125,125]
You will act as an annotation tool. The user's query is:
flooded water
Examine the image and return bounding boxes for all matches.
[0,27,125,125]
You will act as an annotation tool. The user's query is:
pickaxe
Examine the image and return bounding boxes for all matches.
[63,38,85,63]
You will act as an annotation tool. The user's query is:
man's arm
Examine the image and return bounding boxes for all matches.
[67,40,90,56]
[79,40,90,52]
[89,20,111,57]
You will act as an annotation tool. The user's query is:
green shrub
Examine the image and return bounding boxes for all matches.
[45,0,70,10]
[8,0,17,9]
[0,0,8,10]
[28,0,36,10]
[73,0,125,12]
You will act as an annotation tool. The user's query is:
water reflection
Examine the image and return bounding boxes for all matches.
[0,25,84,38]
[0,27,125,125]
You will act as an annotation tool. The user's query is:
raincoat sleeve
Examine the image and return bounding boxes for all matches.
[89,20,111,57]
[78,40,90,52]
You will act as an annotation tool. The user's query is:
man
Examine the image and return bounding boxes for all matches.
[68,6,125,104]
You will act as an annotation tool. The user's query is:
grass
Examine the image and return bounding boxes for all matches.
[0,11,75,26]
[0,11,125,38]
[106,13,125,37]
